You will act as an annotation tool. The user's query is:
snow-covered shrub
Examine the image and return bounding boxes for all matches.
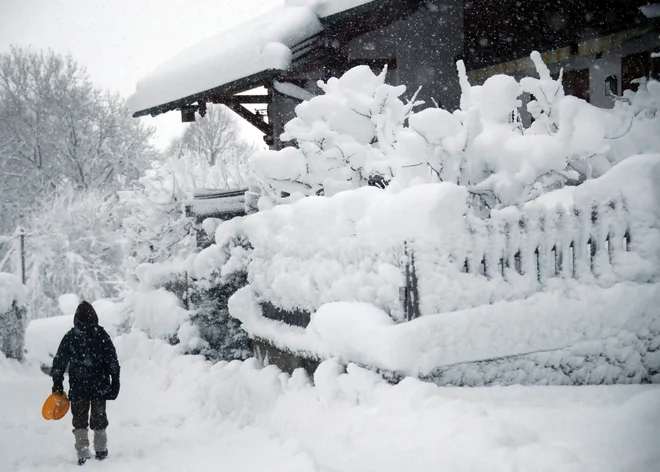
[251,65,419,206]
[188,229,253,360]
[251,53,660,211]
[189,270,252,361]
[0,273,27,360]
[401,56,660,208]
[131,233,253,361]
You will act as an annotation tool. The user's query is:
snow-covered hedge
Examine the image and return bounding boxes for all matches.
[0,273,27,360]
[178,154,660,385]
[142,54,660,385]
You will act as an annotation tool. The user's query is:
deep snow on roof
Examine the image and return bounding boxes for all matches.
[316,0,378,17]
[640,3,660,18]
[127,0,380,115]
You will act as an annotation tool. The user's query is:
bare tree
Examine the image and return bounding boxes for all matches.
[169,104,258,190]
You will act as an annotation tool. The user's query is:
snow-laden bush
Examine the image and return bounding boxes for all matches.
[121,160,196,267]
[130,234,253,362]
[0,273,26,360]
[251,52,660,211]
[189,270,252,362]
[251,65,418,206]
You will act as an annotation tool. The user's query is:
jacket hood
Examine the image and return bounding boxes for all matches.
[74,301,99,325]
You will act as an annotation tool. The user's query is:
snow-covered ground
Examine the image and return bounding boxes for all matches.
[0,350,314,472]
[2,332,659,472]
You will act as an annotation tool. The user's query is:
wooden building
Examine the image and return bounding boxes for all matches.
[129,0,659,149]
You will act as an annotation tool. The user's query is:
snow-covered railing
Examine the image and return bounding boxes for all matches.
[184,188,249,221]
[255,196,634,324]
[454,197,631,283]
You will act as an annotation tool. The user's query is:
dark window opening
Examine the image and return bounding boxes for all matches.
[563,69,590,102]
[622,51,651,93]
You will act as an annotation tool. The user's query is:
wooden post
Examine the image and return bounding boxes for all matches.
[183,271,189,310]
[403,242,421,321]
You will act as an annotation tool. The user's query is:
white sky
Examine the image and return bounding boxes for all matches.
[0,0,282,149]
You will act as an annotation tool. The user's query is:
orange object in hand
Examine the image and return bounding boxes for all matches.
[42,392,70,420]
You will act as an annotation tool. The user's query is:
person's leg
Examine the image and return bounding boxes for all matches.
[90,400,109,459]
[70,400,92,463]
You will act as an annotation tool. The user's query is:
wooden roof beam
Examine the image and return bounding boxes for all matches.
[225,102,272,136]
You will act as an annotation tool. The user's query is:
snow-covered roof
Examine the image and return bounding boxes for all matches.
[316,0,378,18]
[640,4,660,19]
[127,0,383,116]
[127,6,322,115]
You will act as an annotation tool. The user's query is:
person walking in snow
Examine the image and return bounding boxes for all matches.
[51,301,120,465]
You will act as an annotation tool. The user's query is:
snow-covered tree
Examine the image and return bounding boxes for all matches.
[0,47,158,238]
[121,159,196,267]
[21,189,130,319]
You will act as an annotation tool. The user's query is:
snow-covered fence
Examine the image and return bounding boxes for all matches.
[453,198,631,284]
[253,196,633,323]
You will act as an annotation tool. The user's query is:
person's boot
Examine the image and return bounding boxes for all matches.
[93,429,108,460]
[73,429,91,465]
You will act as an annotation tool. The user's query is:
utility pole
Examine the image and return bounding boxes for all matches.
[17,227,26,285]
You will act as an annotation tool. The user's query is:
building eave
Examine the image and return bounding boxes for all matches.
[131,69,280,119]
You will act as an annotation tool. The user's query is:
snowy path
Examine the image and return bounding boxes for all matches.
[2,346,659,472]
[0,364,316,472]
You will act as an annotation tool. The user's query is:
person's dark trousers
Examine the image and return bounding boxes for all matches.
[71,399,109,430]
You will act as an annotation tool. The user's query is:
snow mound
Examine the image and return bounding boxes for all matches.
[131,288,190,340]
[24,298,128,366]
[0,273,26,314]
[57,293,80,315]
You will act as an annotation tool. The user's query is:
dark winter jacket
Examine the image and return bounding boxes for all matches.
[51,301,120,401]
